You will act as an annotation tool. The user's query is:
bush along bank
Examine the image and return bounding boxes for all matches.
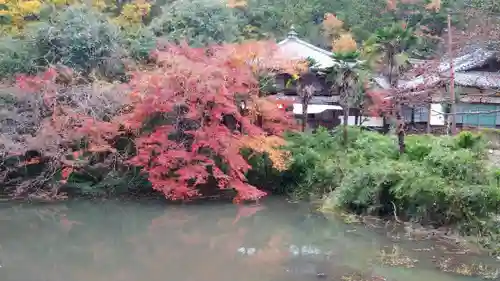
[282,127,500,255]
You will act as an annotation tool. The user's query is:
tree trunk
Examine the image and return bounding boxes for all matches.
[343,107,349,146]
[257,114,263,127]
[396,105,405,154]
[302,103,308,132]
[397,124,405,153]
[427,103,432,134]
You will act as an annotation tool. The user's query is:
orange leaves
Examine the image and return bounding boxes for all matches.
[386,0,398,11]
[226,0,246,8]
[386,0,441,12]
[322,13,357,53]
[425,0,441,12]
[228,40,308,76]
[114,0,151,27]
[332,33,358,53]
[12,68,124,194]
[77,117,119,141]
[129,91,143,101]
[322,13,344,39]
[241,135,290,171]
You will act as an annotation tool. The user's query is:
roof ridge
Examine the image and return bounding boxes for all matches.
[278,37,333,57]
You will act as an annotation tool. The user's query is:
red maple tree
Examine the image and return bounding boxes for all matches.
[120,41,302,202]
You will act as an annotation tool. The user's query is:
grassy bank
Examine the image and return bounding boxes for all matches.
[277,127,500,254]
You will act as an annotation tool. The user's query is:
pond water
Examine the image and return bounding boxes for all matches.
[0,197,498,281]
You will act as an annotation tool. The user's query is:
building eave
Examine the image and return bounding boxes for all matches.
[277,37,333,57]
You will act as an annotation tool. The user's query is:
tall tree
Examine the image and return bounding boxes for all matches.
[330,52,366,145]
[121,41,301,202]
[296,73,317,132]
[328,33,366,145]
[364,22,418,153]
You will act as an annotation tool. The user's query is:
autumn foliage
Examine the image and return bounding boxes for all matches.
[122,42,298,202]
[4,41,300,202]
[322,13,344,40]
[0,0,152,34]
[331,33,357,53]
[386,0,441,11]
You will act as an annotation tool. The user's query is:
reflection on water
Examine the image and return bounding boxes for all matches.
[0,197,498,281]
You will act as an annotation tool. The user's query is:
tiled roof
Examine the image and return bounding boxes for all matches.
[277,36,336,69]
[439,48,497,73]
[454,71,500,89]
[376,48,500,90]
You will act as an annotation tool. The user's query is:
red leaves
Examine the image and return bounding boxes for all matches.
[177,165,209,183]
[164,150,194,160]
[231,180,267,203]
[11,42,298,203]
[60,167,74,184]
[16,68,59,107]
[122,42,298,202]
[366,89,393,116]
[150,179,199,200]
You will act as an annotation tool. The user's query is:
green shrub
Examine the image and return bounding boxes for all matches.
[241,148,287,194]
[333,159,406,212]
[283,130,500,243]
[63,166,153,197]
[404,134,436,161]
[424,147,487,183]
[0,37,38,77]
[349,130,399,162]
[32,6,125,75]
[330,126,363,145]
[455,130,483,150]
[0,6,129,78]
[121,27,157,61]
[282,128,343,199]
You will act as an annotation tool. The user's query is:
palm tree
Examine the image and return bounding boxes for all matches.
[326,51,367,145]
[288,59,321,132]
[296,71,320,132]
[363,22,418,153]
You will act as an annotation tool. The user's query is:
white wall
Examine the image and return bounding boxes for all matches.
[338,116,384,127]
[430,103,445,126]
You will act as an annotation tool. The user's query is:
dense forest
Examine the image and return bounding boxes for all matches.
[0,0,499,78]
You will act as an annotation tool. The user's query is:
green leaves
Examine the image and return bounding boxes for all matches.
[0,5,131,78]
[284,128,500,242]
[148,0,242,46]
[326,51,368,110]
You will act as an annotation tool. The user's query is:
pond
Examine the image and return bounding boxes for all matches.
[0,197,498,281]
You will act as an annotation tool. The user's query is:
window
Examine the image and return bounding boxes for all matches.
[414,106,429,123]
[402,105,429,123]
[459,103,498,127]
